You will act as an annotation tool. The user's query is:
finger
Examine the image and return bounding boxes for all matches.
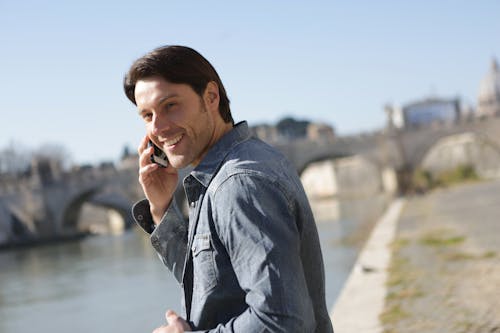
[138,163,159,182]
[165,310,178,324]
[139,145,155,167]
[138,135,150,155]
[165,310,191,330]
[138,164,159,188]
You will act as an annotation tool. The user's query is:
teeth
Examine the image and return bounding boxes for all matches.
[165,134,183,146]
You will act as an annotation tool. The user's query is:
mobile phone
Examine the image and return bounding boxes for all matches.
[148,140,169,168]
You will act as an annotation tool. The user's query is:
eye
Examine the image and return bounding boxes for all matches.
[164,102,177,111]
[141,112,153,122]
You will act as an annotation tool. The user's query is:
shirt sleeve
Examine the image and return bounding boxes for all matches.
[191,173,316,332]
[132,198,188,284]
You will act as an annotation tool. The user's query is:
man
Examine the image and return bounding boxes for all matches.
[124,45,334,333]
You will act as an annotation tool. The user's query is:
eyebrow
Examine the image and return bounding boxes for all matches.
[137,93,179,115]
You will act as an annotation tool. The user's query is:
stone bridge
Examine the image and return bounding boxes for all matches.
[0,165,140,247]
[275,116,500,175]
[3,116,500,247]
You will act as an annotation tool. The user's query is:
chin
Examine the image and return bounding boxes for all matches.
[169,157,192,170]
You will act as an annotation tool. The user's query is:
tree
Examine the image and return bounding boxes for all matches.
[0,142,73,175]
[34,143,73,171]
[276,116,310,139]
[0,141,31,175]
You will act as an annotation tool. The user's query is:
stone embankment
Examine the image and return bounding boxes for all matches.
[331,179,500,333]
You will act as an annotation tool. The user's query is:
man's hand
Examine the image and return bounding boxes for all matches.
[152,310,191,333]
[138,136,179,224]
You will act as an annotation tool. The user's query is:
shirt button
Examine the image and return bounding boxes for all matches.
[137,214,143,221]
[190,202,195,208]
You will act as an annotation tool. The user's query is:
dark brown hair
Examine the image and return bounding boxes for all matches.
[124,45,233,124]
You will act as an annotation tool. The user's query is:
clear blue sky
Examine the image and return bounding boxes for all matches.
[1,0,499,165]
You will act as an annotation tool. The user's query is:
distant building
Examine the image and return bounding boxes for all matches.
[385,97,461,130]
[276,117,310,140]
[251,118,335,143]
[118,154,139,170]
[118,145,139,170]
[250,124,279,143]
[307,123,335,141]
[477,58,500,118]
[30,157,63,186]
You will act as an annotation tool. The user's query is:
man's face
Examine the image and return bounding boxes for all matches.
[135,76,216,168]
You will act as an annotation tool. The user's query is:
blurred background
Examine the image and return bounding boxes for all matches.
[1,1,499,332]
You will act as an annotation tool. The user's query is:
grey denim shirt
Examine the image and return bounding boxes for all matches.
[133,121,334,332]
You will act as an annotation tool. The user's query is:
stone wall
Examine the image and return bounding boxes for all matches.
[421,132,500,179]
[301,156,385,199]
[300,156,396,221]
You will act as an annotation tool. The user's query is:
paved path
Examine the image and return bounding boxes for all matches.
[331,180,500,332]
[383,180,500,332]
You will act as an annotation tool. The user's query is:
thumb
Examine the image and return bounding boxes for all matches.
[165,310,192,331]
[165,310,178,324]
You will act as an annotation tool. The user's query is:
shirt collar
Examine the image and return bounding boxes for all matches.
[189,121,250,187]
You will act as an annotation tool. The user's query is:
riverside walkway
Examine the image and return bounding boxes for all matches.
[331,179,500,332]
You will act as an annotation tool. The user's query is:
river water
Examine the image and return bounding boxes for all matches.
[0,196,388,332]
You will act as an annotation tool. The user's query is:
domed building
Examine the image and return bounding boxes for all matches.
[477,58,500,117]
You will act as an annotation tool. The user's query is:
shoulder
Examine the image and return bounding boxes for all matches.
[207,137,301,205]
[216,137,293,183]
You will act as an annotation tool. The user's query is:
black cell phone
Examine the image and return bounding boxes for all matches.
[148,140,169,168]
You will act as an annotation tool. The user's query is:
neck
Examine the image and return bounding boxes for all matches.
[192,120,233,167]
[208,120,233,151]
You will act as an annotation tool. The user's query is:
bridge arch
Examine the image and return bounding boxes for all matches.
[419,132,500,179]
[60,187,135,233]
[60,187,100,230]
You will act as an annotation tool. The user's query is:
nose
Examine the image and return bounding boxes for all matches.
[151,113,171,137]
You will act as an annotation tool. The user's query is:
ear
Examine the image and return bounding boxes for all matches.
[203,81,220,113]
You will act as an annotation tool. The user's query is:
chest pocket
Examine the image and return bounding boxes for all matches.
[191,233,218,297]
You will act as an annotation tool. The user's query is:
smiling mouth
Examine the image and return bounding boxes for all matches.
[163,134,183,147]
